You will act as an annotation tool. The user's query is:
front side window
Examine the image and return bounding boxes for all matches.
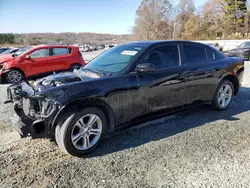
[141,45,179,69]
[183,45,207,64]
[52,48,69,56]
[30,48,49,58]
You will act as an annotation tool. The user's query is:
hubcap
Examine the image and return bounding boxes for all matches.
[218,84,233,108]
[7,70,22,83]
[71,114,102,151]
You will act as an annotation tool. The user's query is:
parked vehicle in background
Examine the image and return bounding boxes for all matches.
[228,41,250,60]
[0,45,86,83]
[206,43,223,51]
[0,47,11,54]
[6,40,244,156]
[0,48,19,55]
[97,45,105,50]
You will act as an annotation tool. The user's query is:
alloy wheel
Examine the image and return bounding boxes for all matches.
[217,83,233,108]
[71,114,102,151]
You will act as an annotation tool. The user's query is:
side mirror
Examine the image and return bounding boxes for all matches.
[134,63,155,72]
[24,55,30,59]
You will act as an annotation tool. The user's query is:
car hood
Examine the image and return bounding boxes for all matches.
[33,69,104,92]
[0,54,14,63]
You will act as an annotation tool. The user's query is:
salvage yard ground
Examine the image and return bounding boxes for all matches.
[1,62,250,187]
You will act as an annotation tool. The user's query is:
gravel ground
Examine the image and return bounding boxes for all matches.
[1,63,250,188]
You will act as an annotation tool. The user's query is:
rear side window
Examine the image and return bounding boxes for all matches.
[52,48,69,56]
[30,48,49,58]
[183,45,207,64]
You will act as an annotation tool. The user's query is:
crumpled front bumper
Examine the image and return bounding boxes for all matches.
[5,82,61,138]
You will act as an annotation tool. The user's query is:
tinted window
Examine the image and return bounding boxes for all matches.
[30,49,49,58]
[52,48,69,55]
[206,48,215,61]
[142,45,179,69]
[183,45,207,64]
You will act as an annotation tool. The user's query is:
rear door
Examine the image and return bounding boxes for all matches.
[49,47,71,71]
[181,44,224,103]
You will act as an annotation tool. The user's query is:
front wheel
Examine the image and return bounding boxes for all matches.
[212,80,234,110]
[55,107,107,156]
[5,69,25,84]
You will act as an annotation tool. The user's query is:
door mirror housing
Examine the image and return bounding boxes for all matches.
[134,63,155,72]
[24,55,30,59]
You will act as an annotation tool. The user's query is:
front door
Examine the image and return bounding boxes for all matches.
[126,44,187,120]
[22,48,51,77]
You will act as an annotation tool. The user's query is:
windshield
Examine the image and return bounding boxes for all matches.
[238,42,250,48]
[84,44,146,73]
[13,47,31,57]
[1,49,16,54]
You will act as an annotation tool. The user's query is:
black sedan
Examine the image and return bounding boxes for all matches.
[6,40,244,156]
[228,41,250,60]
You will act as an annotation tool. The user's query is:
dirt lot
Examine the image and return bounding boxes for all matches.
[1,63,250,188]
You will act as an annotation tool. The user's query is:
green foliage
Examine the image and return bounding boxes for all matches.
[0,33,15,44]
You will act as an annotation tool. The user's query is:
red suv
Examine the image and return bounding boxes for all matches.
[0,45,86,83]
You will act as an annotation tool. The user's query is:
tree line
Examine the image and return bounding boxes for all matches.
[0,33,130,45]
[132,0,250,40]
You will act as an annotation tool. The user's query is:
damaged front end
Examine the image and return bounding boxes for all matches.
[5,81,62,138]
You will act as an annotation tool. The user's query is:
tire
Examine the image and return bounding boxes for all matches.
[212,80,234,110]
[69,63,82,71]
[55,107,107,156]
[5,69,25,84]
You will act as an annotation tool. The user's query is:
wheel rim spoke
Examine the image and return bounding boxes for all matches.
[89,128,101,136]
[221,97,226,106]
[78,118,87,128]
[87,115,98,127]
[224,93,231,99]
[224,85,230,94]
[83,135,91,149]
[73,133,82,144]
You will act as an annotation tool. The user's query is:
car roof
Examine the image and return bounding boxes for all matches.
[31,44,77,50]
[125,40,205,46]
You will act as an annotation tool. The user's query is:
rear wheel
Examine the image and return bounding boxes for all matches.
[55,107,107,156]
[212,80,234,110]
[5,69,25,84]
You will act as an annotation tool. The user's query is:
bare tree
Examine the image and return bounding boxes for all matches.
[175,0,195,38]
[132,0,174,40]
